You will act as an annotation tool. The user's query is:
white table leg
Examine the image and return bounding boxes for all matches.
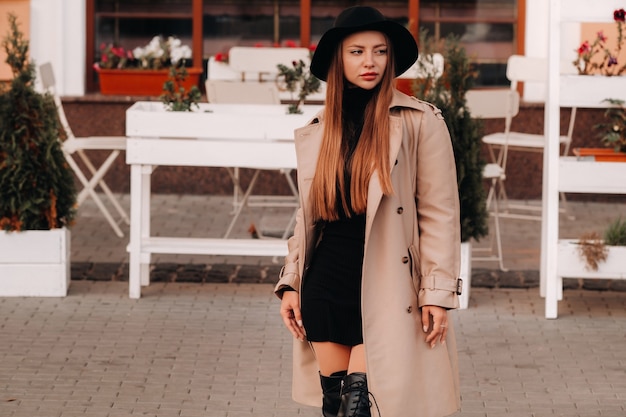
[140,165,152,286]
[128,164,143,299]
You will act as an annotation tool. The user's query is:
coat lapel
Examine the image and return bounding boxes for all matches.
[365,114,403,243]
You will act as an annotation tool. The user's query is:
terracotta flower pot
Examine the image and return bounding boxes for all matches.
[573,148,626,162]
[97,68,203,96]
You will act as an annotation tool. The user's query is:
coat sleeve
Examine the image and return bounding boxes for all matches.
[273,207,303,298]
[413,105,461,309]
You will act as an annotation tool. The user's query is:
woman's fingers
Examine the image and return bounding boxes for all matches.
[422,306,448,348]
[280,292,306,341]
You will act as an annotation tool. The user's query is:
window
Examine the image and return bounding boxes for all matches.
[86,0,521,92]
[419,0,518,86]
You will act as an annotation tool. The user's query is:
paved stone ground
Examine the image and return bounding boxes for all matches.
[1,282,625,417]
[2,194,625,416]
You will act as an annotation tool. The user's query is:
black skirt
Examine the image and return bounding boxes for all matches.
[301,213,366,346]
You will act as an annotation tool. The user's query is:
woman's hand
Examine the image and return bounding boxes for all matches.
[280,290,306,342]
[422,305,448,349]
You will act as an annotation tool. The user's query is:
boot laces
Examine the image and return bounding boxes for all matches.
[341,379,381,417]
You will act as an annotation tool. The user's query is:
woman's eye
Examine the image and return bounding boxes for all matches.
[350,49,363,55]
[375,49,388,55]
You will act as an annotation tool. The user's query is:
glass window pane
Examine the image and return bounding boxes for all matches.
[419,0,517,86]
[94,0,193,52]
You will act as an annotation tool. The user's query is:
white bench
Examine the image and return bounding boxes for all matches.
[228,46,311,82]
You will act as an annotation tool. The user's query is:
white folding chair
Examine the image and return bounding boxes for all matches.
[39,63,129,238]
[466,89,520,271]
[482,55,577,220]
[204,80,298,239]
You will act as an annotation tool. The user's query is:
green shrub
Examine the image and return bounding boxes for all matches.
[0,13,76,231]
[604,217,626,246]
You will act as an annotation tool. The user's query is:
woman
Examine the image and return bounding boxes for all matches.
[275,6,461,417]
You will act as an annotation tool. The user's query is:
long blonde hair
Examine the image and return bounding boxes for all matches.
[309,34,396,221]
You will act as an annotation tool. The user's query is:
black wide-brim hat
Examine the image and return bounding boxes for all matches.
[310,6,418,81]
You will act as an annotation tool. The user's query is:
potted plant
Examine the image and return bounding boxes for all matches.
[275,58,320,114]
[570,7,626,159]
[0,14,76,296]
[160,65,202,112]
[558,218,626,279]
[561,7,626,107]
[572,8,625,76]
[574,98,626,161]
[410,32,490,307]
[94,35,202,96]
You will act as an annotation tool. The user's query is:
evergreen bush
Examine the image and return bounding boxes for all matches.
[0,14,76,231]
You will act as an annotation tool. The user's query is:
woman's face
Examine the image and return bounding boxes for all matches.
[341,30,388,90]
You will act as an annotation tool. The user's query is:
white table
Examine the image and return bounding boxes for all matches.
[125,102,323,298]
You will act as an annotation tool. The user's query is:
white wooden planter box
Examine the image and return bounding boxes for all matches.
[559,157,626,194]
[0,228,70,297]
[459,241,472,310]
[557,239,626,280]
[126,101,323,141]
[559,75,626,108]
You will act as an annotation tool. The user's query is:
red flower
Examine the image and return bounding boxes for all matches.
[308,43,317,52]
[214,52,229,63]
[111,46,126,58]
[614,8,625,22]
[254,42,264,48]
[577,40,591,55]
[284,40,297,48]
[596,31,607,42]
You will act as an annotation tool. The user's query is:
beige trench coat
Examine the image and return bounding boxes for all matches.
[275,90,461,417]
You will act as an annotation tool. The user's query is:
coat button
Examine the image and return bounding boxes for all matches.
[407,306,413,313]
[397,207,403,214]
[402,256,409,264]
[395,159,398,165]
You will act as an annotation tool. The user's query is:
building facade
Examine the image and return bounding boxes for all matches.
[1,0,589,99]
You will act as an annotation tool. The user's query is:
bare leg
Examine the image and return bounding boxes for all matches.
[347,344,366,374]
[312,342,367,374]
[312,342,352,375]
[313,342,352,417]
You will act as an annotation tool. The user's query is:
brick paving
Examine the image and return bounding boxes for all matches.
[1,194,625,417]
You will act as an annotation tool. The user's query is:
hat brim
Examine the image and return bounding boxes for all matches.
[310,20,418,81]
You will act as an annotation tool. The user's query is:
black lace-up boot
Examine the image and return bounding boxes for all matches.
[320,370,347,417]
[336,372,371,417]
